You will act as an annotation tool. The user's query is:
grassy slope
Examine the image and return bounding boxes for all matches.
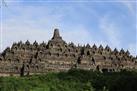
[0,69,137,91]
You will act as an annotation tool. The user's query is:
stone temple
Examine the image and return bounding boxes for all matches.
[0,29,137,76]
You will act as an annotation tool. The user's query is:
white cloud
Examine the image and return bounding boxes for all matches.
[99,15,121,49]
[2,20,94,53]
[128,43,137,56]
[61,25,92,45]
[1,1,136,57]
[120,0,136,15]
[1,5,94,52]
[99,14,136,56]
[1,5,62,52]
[3,20,52,50]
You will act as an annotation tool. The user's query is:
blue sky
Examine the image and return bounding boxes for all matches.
[1,0,137,56]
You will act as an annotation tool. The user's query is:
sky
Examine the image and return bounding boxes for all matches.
[0,0,137,56]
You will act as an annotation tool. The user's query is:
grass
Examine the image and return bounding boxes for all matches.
[0,69,137,91]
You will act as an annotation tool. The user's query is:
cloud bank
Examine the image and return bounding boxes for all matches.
[1,0,137,56]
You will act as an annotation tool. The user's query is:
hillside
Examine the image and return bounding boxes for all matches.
[0,69,137,91]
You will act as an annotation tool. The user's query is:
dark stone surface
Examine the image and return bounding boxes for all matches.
[0,29,136,76]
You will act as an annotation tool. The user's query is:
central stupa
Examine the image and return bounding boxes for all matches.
[0,28,136,76]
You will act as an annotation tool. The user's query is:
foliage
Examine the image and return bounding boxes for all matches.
[0,69,137,91]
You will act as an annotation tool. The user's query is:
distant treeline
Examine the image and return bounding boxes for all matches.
[0,69,137,91]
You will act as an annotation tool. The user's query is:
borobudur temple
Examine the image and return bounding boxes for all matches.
[0,29,137,76]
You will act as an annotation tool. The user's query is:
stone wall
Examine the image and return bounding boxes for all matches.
[0,29,137,76]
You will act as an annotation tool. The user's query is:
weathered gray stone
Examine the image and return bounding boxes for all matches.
[0,29,137,76]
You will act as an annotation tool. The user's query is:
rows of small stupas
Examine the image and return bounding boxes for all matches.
[0,29,137,76]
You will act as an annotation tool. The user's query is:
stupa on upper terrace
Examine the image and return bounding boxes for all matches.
[0,29,137,76]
